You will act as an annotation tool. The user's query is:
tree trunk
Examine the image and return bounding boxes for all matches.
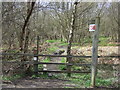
[19,1,36,75]
[19,1,36,53]
[24,2,31,54]
[66,1,78,77]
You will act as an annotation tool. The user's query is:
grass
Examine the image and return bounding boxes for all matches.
[54,73,114,88]
[44,37,117,48]
[41,57,51,62]
[48,46,59,53]
[96,78,112,86]
[38,64,43,70]
[58,57,90,71]
[83,38,92,44]
[3,74,25,81]
[82,36,109,46]
[71,66,82,71]
[59,58,67,70]
[46,40,60,43]
[107,43,119,46]
[58,36,117,47]
[59,42,79,46]
[80,36,118,46]
[59,43,68,46]
[98,36,117,46]
[31,74,49,79]
[38,57,51,71]
[66,74,91,88]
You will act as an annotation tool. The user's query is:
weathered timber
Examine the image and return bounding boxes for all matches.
[1,53,120,58]
[91,17,100,87]
[38,70,91,73]
[2,61,119,67]
[33,36,39,75]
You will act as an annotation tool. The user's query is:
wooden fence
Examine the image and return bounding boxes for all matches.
[1,52,120,88]
[1,53,119,74]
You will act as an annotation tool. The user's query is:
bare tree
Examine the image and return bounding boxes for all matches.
[66,1,78,77]
[20,1,36,53]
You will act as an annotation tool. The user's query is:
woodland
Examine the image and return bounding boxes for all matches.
[1,1,120,88]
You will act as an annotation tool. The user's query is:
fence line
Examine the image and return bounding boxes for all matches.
[1,53,119,74]
[2,60,119,66]
[2,52,120,86]
[1,53,120,58]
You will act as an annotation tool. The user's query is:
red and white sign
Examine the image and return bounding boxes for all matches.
[89,24,96,31]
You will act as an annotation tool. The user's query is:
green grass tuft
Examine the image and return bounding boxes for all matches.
[48,46,59,53]
[3,74,24,81]
[46,40,60,43]
[59,58,66,70]
[42,58,51,62]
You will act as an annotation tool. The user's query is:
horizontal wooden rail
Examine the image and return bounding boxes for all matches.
[2,61,119,66]
[38,70,91,73]
[34,62,91,66]
[1,53,120,58]
[1,61,91,66]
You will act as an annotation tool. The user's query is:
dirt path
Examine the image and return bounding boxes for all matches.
[2,77,76,88]
[45,46,67,71]
[45,46,119,70]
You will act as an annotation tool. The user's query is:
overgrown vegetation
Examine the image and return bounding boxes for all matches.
[52,73,114,88]
[2,1,119,88]
[42,57,51,62]
[3,74,25,81]
[48,47,59,53]
[59,58,67,70]
[46,37,118,47]
[98,36,119,46]
[46,40,61,43]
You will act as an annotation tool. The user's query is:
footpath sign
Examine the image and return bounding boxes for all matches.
[89,24,96,31]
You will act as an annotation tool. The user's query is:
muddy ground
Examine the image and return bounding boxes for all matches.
[2,76,77,88]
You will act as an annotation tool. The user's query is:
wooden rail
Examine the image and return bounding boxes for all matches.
[2,61,119,66]
[1,53,120,58]
[38,70,91,73]
[2,61,91,66]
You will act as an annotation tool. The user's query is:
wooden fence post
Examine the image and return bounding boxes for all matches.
[91,17,100,87]
[33,36,39,76]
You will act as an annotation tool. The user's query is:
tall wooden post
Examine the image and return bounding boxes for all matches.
[33,36,39,76]
[91,17,100,87]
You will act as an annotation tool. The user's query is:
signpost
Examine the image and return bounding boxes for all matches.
[90,17,100,87]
